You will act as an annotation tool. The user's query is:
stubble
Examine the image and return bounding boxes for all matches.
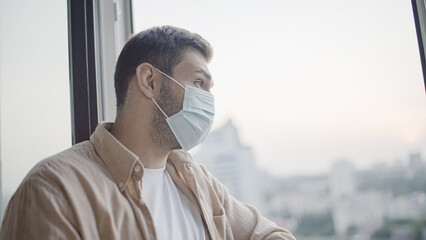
[150,79,182,150]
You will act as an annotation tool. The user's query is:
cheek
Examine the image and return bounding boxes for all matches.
[165,85,185,115]
[175,87,185,109]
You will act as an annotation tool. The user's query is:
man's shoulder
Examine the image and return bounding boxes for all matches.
[23,140,103,186]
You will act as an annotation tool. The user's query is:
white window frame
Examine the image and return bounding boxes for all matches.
[93,0,133,122]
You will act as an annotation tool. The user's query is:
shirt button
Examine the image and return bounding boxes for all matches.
[118,182,124,188]
[134,165,141,172]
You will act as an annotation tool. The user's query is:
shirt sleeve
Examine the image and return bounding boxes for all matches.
[198,165,296,240]
[0,176,81,240]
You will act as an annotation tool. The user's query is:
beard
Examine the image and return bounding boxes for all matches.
[150,79,182,150]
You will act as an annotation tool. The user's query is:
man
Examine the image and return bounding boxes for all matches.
[1,26,295,240]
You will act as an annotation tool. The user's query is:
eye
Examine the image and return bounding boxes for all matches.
[194,80,204,87]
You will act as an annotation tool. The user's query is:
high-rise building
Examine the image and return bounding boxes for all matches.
[409,152,423,170]
[194,120,264,212]
[329,160,356,201]
[330,161,357,235]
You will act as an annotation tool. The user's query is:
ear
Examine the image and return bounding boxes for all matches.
[135,63,156,99]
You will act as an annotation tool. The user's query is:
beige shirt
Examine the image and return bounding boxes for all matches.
[0,122,295,240]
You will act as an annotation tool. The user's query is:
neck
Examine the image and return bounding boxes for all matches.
[110,111,170,169]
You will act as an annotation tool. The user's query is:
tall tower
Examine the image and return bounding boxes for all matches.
[409,152,423,169]
[330,160,357,235]
[194,120,264,212]
[329,160,356,201]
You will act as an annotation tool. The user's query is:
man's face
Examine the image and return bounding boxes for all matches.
[150,49,213,150]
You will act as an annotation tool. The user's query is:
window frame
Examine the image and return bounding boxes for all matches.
[67,0,133,144]
[68,0,98,144]
[412,0,426,93]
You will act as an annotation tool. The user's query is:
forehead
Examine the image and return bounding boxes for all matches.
[172,49,210,78]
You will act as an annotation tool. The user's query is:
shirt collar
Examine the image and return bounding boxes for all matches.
[90,122,140,192]
[90,122,196,191]
[167,149,194,164]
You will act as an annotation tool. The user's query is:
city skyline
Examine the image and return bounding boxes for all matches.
[193,119,426,239]
[193,118,425,177]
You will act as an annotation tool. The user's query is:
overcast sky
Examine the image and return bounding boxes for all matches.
[1,0,425,195]
[133,0,426,176]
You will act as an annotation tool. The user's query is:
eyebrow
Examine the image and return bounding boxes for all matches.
[195,69,212,80]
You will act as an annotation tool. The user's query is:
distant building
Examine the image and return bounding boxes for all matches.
[386,192,426,220]
[409,152,423,169]
[270,188,331,218]
[407,152,424,178]
[329,160,356,201]
[194,120,264,213]
[332,191,388,236]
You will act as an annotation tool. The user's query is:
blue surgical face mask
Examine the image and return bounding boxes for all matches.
[152,68,215,151]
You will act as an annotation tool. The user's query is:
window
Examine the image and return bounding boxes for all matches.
[0,0,71,217]
[132,0,426,238]
[1,0,425,238]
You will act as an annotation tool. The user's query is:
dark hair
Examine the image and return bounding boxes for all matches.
[114,25,213,109]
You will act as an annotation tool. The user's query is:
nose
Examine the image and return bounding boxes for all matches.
[206,79,214,92]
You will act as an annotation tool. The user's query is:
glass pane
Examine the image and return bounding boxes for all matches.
[0,0,71,217]
[132,0,426,238]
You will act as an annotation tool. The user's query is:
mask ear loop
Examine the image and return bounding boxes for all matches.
[152,98,168,118]
[154,67,185,89]
[151,67,185,119]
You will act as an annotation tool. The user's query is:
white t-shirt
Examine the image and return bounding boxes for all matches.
[141,166,207,240]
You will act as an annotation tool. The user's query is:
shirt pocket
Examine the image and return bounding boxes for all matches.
[212,210,234,240]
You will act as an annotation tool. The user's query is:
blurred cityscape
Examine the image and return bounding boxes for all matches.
[195,120,426,240]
